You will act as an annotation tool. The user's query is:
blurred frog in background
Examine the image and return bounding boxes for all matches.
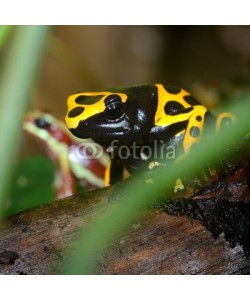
[23,111,111,199]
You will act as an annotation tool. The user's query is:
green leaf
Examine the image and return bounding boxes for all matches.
[5,156,55,216]
[0,25,13,50]
[0,26,51,217]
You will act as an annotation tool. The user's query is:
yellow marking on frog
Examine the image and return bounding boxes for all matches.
[65,92,128,129]
[174,178,185,193]
[154,83,191,126]
[183,105,207,153]
[104,160,112,187]
[215,112,237,132]
[155,84,208,153]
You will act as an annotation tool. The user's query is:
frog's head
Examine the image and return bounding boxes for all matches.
[23,111,59,142]
[65,85,157,145]
[23,111,83,148]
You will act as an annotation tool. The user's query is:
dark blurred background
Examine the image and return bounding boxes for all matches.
[31,25,250,119]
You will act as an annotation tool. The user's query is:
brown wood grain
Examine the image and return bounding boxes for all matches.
[0,183,249,275]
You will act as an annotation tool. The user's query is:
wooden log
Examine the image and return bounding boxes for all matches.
[0,187,113,275]
[0,183,249,275]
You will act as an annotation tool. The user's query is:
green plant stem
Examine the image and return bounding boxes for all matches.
[0,26,13,50]
[0,26,51,216]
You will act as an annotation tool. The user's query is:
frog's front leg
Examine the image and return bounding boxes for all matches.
[55,148,75,198]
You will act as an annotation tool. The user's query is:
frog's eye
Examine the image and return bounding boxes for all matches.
[35,117,51,129]
[104,94,125,120]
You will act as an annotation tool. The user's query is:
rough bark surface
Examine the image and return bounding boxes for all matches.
[0,184,249,275]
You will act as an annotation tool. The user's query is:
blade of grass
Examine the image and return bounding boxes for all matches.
[0,25,13,50]
[62,95,250,274]
[0,26,51,217]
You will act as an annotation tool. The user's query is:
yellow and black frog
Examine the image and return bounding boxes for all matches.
[65,84,236,186]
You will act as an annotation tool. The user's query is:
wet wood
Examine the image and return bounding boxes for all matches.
[0,183,249,275]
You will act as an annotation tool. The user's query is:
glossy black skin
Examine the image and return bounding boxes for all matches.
[70,85,189,145]
[69,85,188,171]
[70,85,158,145]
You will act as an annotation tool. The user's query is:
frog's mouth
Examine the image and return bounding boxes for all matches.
[69,112,133,141]
[69,124,131,141]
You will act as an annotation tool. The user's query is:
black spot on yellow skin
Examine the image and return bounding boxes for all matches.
[75,95,101,105]
[183,95,200,106]
[164,101,193,116]
[196,116,202,122]
[190,126,200,138]
[164,86,182,95]
[164,101,184,115]
[181,107,193,114]
[68,107,85,118]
